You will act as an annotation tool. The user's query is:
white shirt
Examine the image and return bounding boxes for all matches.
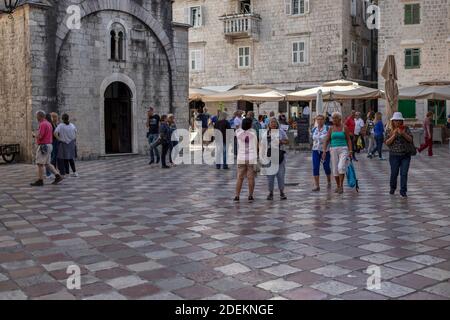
[233,117,242,129]
[312,125,329,151]
[236,128,258,163]
[354,118,365,135]
[54,123,77,144]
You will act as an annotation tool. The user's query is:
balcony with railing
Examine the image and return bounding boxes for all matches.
[219,13,261,41]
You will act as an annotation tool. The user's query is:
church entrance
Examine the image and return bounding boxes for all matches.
[104,82,132,154]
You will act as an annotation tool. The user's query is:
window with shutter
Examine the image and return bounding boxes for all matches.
[398,100,416,119]
[292,40,307,64]
[405,48,420,69]
[404,4,420,25]
[238,46,251,68]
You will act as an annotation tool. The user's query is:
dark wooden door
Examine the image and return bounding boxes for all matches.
[104,82,132,154]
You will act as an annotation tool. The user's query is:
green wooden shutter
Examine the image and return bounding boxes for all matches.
[398,100,416,119]
[404,5,412,24]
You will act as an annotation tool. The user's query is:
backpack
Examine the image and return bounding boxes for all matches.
[346,160,359,192]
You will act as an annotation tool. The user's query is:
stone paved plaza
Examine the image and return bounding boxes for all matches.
[0,147,450,300]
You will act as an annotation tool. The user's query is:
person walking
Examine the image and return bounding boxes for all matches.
[385,112,414,198]
[370,112,385,160]
[54,114,78,178]
[311,115,332,191]
[418,111,434,157]
[30,110,63,186]
[354,112,365,154]
[322,112,353,194]
[234,118,257,202]
[45,113,58,179]
[214,112,231,170]
[159,115,171,169]
[345,110,357,161]
[146,107,160,165]
[365,112,375,158]
[167,114,178,167]
[261,117,289,200]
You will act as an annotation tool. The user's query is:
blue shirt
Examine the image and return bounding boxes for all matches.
[374,121,384,137]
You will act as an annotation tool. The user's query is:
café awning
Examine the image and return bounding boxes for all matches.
[202,85,286,103]
[398,80,450,100]
[189,88,218,101]
[286,80,384,101]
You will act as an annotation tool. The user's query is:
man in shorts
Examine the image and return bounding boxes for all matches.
[30,110,63,186]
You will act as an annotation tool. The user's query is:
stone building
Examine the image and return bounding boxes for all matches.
[0,0,189,162]
[173,0,377,117]
[378,0,450,124]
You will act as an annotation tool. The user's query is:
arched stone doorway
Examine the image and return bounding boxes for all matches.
[104,82,132,154]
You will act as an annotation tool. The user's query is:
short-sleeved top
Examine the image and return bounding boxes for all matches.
[37,120,53,145]
[196,113,210,129]
[236,128,258,163]
[54,123,77,144]
[423,117,433,138]
[345,116,355,134]
[312,125,329,151]
[385,127,413,156]
[354,118,365,135]
[233,117,242,129]
[148,115,160,134]
[366,119,375,135]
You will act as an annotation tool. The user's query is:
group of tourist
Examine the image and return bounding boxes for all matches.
[146,107,178,169]
[30,110,78,187]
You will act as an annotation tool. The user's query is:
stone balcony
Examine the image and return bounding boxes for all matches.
[219,13,261,42]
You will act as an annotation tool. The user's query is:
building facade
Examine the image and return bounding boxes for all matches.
[0,0,189,162]
[378,0,450,124]
[173,0,377,116]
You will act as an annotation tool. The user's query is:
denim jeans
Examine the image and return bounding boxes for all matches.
[371,135,384,158]
[148,133,160,161]
[267,157,286,193]
[389,154,411,194]
[216,143,228,169]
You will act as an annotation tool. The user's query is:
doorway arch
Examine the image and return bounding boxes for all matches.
[99,74,138,156]
[104,82,132,154]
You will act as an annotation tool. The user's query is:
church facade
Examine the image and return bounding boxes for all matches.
[0,0,190,161]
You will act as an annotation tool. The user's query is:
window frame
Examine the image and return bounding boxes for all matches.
[404,3,421,25]
[286,0,309,16]
[189,6,202,28]
[351,41,358,65]
[238,46,251,69]
[189,49,204,72]
[292,40,308,65]
[404,48,421,69]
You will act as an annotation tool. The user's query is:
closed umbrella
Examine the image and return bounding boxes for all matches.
[381,55,399,119]
[316,89,324,116]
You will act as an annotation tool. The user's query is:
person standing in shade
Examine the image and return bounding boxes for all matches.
[365,112,375,158]
[418,111,434,157]
[311,115,332,191]
[234,118,257,202]
[261,117,289,200]
[370,112,385,160]
[322,112,353,194]
[54,114,78,178]
[385,112,414,198]
[159,115,171,169]
[214,112,231,170]
[167,114,178,167]
[345,110,357,161]
[45,113,57,179]
[30,110,63,186]
[146,107,160,165]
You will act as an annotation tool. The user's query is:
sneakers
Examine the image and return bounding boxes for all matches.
[71,172,79,177]
[280,193,287,200]
[267,193,274,201]
[162,165,170,169]
[30,179,44,187]
[51,175,63,185]
[389,189,395,195]
[233,196,240,202]
[400,192,408,198]
[148,160,155,165]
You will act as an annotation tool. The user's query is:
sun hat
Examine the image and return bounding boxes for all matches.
[390,112,405,121]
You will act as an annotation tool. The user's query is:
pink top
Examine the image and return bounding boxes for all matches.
[37,120,53,145]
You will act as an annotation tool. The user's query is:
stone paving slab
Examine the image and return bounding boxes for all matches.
[0,147,449,299]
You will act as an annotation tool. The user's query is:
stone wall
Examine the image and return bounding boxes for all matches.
[173,0,376,117]
[378,0,450,121]
[2,0,189,161]
[0,6,33,162]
